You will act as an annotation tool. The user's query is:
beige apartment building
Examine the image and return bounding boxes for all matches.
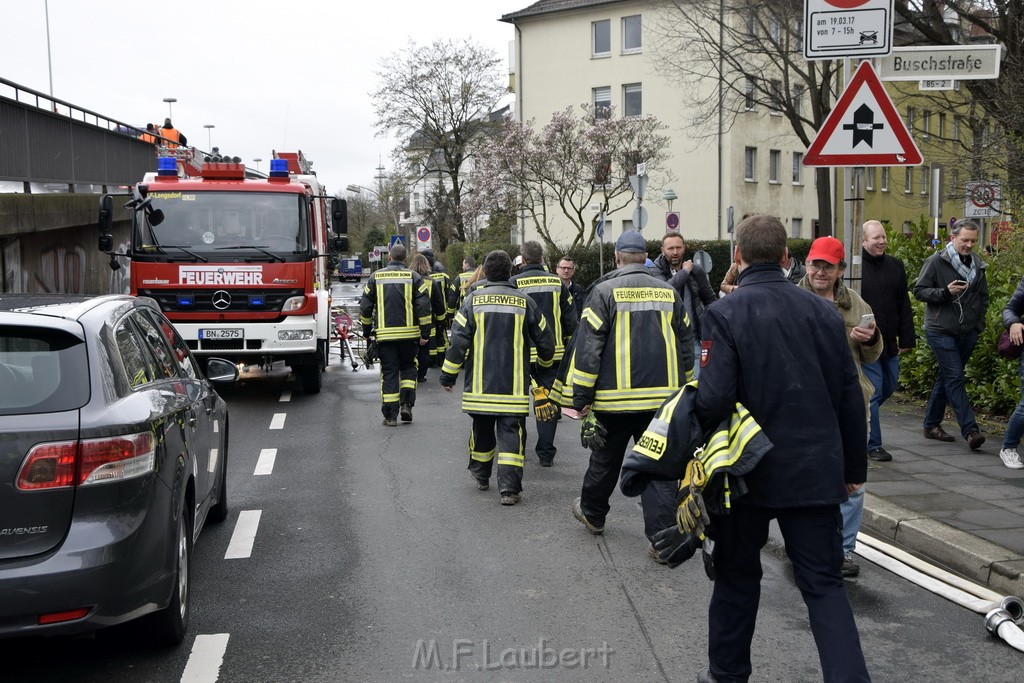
[501,0,822,246]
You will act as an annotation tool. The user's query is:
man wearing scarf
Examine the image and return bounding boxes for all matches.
[914,220,990,451]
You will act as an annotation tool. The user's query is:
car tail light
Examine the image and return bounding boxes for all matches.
[17,432,156,491]
[38,607,90,625]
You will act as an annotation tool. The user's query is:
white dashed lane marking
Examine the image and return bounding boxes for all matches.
[224,510,262,560]
[269,413,286,430]
[254,448,277,476]
[180,633,230,683]
[279,390,292,402]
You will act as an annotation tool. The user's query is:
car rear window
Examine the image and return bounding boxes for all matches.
[0,326,89,415]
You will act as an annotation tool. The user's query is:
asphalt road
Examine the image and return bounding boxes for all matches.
[2,283,1022,682]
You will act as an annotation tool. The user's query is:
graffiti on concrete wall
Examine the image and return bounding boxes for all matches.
[2,238,23,292]
[34,242,88,293]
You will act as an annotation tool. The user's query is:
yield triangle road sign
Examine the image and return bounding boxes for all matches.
[804,61,922,167]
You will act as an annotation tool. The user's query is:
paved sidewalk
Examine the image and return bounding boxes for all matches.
[862,401,1024,597]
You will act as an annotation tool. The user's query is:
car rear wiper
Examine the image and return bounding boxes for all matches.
[158,245,209,262]
[214,245,285,263]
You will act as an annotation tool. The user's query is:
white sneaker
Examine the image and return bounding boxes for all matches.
[999,448,1024,469]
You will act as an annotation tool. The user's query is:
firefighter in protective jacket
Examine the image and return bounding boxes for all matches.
[359,244,433,426]
[569,230,694,548]
[421,249,458,366]
[510,241,578,466]
[441,250,556,505]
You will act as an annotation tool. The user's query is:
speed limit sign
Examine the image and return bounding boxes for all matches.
[964,180,1000,218]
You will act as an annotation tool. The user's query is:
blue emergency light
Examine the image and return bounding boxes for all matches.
[157,157,178,176]
[248,295,265,306]
[269,159,289,177]
[177,295,194,307]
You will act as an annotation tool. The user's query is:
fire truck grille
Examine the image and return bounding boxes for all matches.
[140,289,304,313]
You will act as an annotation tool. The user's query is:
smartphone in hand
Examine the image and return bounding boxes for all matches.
[859,313,875,329]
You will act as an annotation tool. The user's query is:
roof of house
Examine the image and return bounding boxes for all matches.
[500,0,624,23]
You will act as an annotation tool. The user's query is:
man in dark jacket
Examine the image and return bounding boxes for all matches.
[556,255,584,321]
[913,220,989,450]
[694,214,869,683]
[860,220,916,461]
[650,230,717,377]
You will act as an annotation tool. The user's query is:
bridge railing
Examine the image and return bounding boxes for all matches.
[0,77,162,192]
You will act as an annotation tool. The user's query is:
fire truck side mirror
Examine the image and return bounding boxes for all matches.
[330,236,349,253]
[98,195,113,234]
[98,234,113,252]
[331,198,349,236]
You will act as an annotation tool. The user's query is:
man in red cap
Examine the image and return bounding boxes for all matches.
[798,235,882,578]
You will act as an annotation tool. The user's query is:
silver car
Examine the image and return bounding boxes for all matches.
[0,294,236,644]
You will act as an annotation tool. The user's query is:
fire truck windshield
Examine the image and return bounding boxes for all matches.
[137,191,309,257]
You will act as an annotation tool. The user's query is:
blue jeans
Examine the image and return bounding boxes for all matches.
[1004,360,1024,450]
[923,330,980,437]
[840,485,865,554]
[863,355,901,451]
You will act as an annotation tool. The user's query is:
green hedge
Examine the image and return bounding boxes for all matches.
[887,218,1022,416]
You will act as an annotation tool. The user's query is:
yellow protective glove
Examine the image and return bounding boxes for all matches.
[532,385,558,422]
[675,458,709,538]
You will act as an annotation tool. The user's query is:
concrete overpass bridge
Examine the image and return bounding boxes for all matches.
[0,77,219,295]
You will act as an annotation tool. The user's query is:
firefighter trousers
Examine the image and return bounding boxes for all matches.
[467,413,527,495]
[377,339,418,419]
[430,323,449,367]
[532,363,558,463]
[707,503,869,682]
[416,335,436,381]
[578,411,678,540]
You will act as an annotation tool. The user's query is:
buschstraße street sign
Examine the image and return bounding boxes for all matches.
[877,44,1002,81]
[804,0,894,60]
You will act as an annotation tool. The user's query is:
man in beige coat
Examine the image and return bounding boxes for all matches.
[799,236,883,578]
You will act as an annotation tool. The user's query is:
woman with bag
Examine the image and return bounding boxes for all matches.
[1000,276,1024,468]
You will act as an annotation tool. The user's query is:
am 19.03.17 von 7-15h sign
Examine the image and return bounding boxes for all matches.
[803,61,922,167]
[804,0,894,60]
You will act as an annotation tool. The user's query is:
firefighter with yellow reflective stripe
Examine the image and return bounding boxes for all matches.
[456,256,476,308]
[421,249,458,366]
[440,250,556,505]
[359,244,433,426]
[510,241,577,466]
[569,230,694,547]
[410,254,447,382]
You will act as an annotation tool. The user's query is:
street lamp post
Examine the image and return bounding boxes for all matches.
[162,97,177,119]
[253,157,262,173]
[203,124,215,150]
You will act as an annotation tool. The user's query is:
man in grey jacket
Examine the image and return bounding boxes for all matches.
[913,220,989,450]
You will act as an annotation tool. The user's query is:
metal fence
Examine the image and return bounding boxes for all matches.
[0,77,157,190]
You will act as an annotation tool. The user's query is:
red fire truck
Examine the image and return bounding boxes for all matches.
[98,151,348,393]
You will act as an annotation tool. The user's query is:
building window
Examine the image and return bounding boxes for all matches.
[953,115,961,141]
[744,78,755,110]
[865,167,875,191]
[622,15,641,53]
[793,85,805,115]
[921,110,931,137]
[593,86,612,120]
[881,167,889,192]
[623,83,642,117]
[949,169,960,198]
[904,167,913,194]
[746,8,758,37]
[769,79,782,114]
[769,15,782,43]
[920,165,929,194]
[938,113,946,139]
[769,149,780,183]
[413,192,421,213]
[592,20,611,57]
[791,218,802,238]
[906,107,915,133]
[744,147,757,181]
[792,152,803,184]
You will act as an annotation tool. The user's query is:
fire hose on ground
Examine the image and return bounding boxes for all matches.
[856,532,1024,651]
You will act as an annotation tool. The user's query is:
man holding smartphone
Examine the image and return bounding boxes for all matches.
[799,236,882,578]
[914,220,990,451]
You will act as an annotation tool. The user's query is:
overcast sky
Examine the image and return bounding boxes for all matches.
[2,0,524,192]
